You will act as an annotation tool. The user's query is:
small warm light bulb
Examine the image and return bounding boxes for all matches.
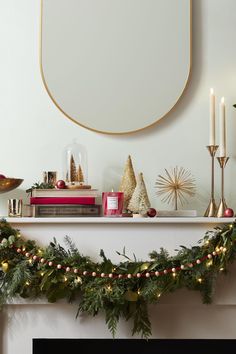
[220,267,224,271]
[28,259,32,264]
[38,249,42,254]
[197,278,203,284]
[1,262,9,272]
[137,289,141,295]
[107,285,112,292]
[157,293,161,298]
[25,281,30,286]
[75,276,82,284]
[64,276,68,282]
[205,240,210,246]
[40,272,44,277]
[172,273,177,278]
[22,247,26,252]
[207,260,213,267]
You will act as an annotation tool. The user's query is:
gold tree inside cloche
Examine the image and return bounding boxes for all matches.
[155,166,196,210]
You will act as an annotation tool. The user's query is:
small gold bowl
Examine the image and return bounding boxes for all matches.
[0,178,24,194]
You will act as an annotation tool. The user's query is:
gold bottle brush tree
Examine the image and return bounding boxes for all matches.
[63,140,90,189]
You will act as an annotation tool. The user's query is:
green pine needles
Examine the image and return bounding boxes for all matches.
[1,219,236,338]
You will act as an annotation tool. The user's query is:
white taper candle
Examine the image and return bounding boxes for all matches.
[209,88,215,145]
[219,97,226,157]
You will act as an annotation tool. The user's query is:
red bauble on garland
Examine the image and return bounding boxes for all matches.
[223,208,234,217]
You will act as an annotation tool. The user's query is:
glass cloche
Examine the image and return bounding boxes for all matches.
[63,140,89,188]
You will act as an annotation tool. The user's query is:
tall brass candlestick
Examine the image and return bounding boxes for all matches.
[204,145,218,217]
[216,156,229,217]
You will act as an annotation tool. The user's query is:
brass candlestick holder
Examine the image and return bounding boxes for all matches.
[216,156,229,218]
[204,145,218,217]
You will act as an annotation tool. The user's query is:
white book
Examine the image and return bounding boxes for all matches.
[157,210,197,217]
[31,188,100,198]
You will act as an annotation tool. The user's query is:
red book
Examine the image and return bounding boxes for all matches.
[30,197,95,205]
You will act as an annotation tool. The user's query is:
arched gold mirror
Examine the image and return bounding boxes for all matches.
[41,0,191,134]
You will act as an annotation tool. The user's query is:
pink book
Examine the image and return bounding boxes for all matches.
[30,197,95,205]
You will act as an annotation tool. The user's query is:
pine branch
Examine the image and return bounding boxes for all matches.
[105,304,121,338]
[3,261,32,297]
[132,301,152,339]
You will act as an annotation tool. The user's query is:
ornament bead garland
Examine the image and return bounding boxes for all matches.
[5,243,229,280]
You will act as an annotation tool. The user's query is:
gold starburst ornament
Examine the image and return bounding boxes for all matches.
[155,167,196,210]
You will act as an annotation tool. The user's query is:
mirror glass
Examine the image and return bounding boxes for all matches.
[41,0,191,134]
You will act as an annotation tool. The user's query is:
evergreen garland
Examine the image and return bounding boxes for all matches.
[1,219,236,338]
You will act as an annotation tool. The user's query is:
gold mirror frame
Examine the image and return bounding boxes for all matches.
[40,0,192,135]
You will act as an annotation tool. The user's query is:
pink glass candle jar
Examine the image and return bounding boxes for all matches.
[102,192,124,217]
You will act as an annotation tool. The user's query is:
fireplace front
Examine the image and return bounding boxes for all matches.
[33,338,236,354]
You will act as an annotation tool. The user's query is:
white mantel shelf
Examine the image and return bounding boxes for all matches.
[4,216,235,224]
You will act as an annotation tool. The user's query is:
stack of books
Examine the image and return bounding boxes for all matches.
[30,189,101,217]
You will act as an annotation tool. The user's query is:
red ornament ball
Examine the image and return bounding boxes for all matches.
[147,208,157,218]
[56,180,66,189]
[223,208,234,217]
[0,174,6,179]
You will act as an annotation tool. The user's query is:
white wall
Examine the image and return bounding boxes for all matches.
[0,0,236,216]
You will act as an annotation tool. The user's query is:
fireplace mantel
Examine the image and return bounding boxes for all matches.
[5,216,235,224]
[1,217,236,354]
